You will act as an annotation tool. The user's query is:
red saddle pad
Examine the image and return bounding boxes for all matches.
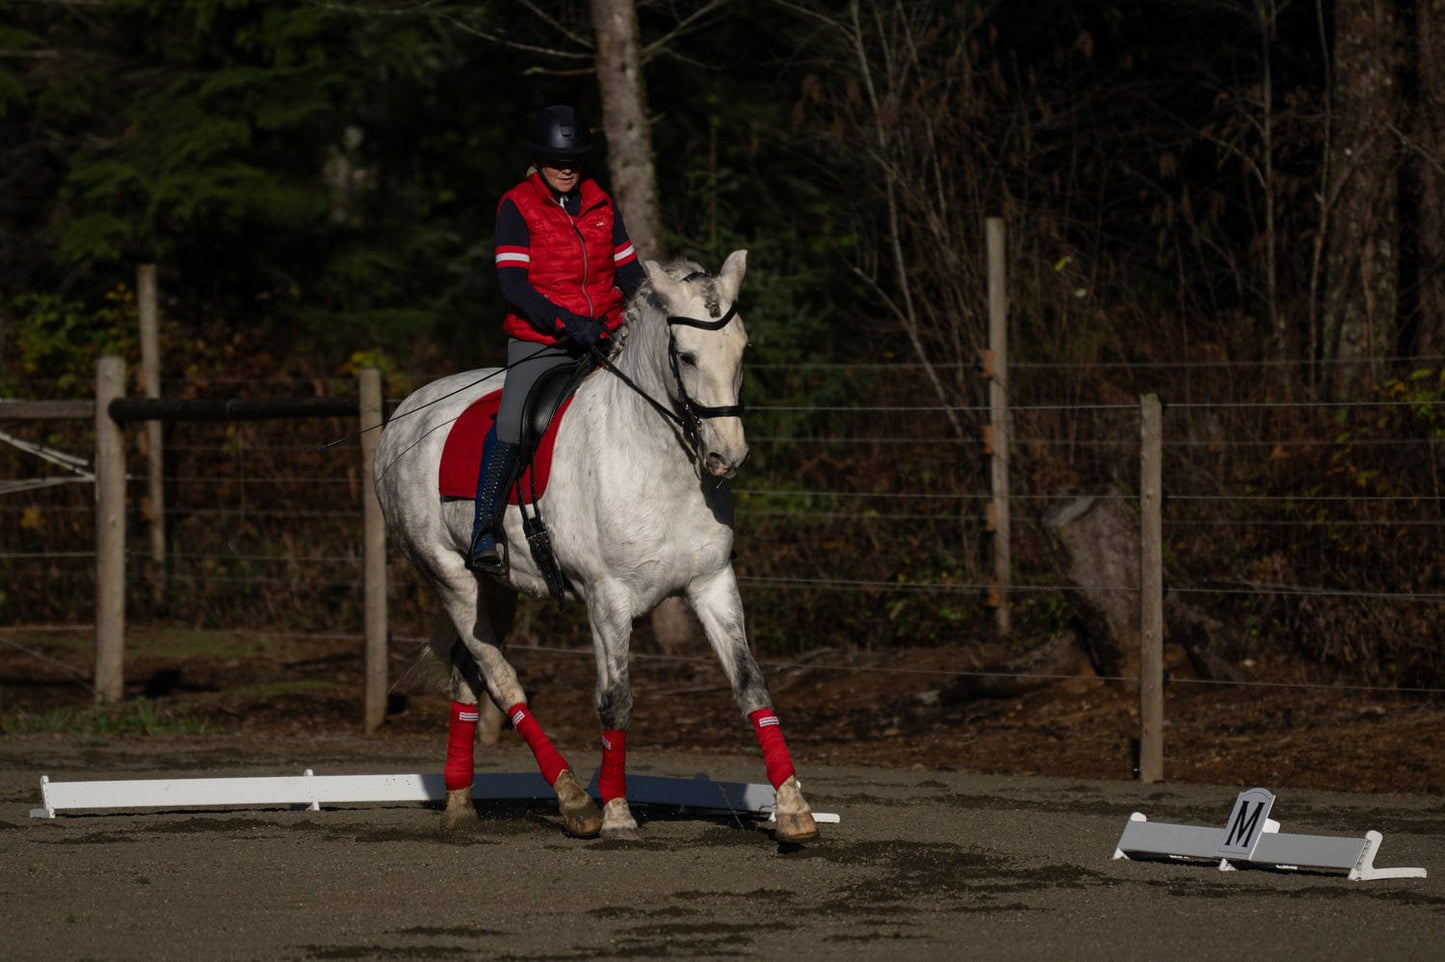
[437,390,574,503]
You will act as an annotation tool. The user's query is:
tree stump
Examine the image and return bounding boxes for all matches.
[1043,493,1141,682]
[1043,492,1248,686]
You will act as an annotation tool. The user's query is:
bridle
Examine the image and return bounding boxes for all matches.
[590,272,745,466]
[665,299,744,463]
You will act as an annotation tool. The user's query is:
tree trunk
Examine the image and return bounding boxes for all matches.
[590,0,697,650]
[589,0,661,261]
[1321,0,1403,398]
[1412,0,1445,357]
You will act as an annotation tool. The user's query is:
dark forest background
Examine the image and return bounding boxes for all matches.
[2,0,1442,687]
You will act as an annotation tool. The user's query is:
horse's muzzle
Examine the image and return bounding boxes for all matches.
[705,447,748,479]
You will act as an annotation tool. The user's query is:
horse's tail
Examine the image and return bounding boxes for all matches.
[391,613,507,746]
[389,614,456,697]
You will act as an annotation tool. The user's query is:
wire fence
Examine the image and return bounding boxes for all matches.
[2,357,1443,703]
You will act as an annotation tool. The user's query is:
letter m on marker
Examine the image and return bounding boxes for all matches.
[1214,788,1276,860]
[1225,802,1264,848]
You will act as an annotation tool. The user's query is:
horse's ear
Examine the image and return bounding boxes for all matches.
[717,249,748,303]
[643,259,680,301]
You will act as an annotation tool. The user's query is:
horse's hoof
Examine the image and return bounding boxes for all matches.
[775,810,819,843]
[600,797,641,840]
[553,770,603,838]
[440,788,478,831]
[773,775,820,844]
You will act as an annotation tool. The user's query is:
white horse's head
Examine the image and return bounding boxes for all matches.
[641,250,750,478]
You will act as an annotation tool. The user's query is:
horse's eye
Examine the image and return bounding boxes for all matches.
[679,352,698,367]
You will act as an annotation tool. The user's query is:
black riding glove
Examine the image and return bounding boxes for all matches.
[557,310,606,347]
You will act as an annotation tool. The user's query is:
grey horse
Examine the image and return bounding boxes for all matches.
[372,251,818,842]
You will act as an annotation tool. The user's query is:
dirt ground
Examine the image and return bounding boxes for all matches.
[2,631,1443,960]
[2,736,1443,962]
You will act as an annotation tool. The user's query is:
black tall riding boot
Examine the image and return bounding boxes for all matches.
[467,429,521,574]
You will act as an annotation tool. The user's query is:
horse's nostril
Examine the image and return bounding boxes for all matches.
[706,453,735,478]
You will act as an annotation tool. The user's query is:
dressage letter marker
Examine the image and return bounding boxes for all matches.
[1112,787,1425,881]
[1214,786,1275,860]
[30,769,840,826]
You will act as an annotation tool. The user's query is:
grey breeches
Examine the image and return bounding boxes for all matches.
[495,338,582,445]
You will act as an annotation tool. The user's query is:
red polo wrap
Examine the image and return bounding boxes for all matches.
[507,702,570,786]
[749,708,796,789]
[598,729,628,804]
[444,700,479,791]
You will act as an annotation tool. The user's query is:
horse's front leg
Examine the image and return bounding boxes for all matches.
[687,570,820,843]
[588,590,641,839]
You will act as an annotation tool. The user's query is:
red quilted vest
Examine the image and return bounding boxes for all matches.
[498,173,626,344]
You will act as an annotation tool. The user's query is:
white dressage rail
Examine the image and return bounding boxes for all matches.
[30,769,840,827]
[1113,787,1425,881]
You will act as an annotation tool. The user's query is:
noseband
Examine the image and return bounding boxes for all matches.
[663,272,746,463]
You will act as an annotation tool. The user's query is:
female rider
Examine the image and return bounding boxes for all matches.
[470,104,646,573]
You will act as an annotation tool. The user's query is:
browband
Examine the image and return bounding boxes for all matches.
[667,303,738,331]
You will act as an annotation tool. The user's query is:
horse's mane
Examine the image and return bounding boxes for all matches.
[625,257,706,320]
[610,257,708,359]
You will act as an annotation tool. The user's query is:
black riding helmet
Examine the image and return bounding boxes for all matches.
[529,105,592,166]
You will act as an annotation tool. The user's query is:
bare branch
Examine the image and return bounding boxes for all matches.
[299,0,595,60]
[519,0,594,50]
[298,0,452,16]
[767,0,848,32]
[639,0,729,61]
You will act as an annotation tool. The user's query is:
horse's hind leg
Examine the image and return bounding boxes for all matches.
[432,566,600,837]
[474,581,514,747]
[476,696,505,746]
[432,589,509,829]
[687,572,819,843]
[441,638,486,829]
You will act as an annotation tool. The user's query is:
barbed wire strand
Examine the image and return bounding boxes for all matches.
[5,625,1441,698]
[0,635,98,694]
[3,354,1440,400]
[452,640,1445,697]
[4,489,1442,513]
[2,554,1440,604]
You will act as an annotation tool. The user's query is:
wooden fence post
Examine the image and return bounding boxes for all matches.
[94,355,126,704]
[985,217,1011,636]
[359,368,388,732]
[1138,393,1164,782]
[137,264,166,604]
